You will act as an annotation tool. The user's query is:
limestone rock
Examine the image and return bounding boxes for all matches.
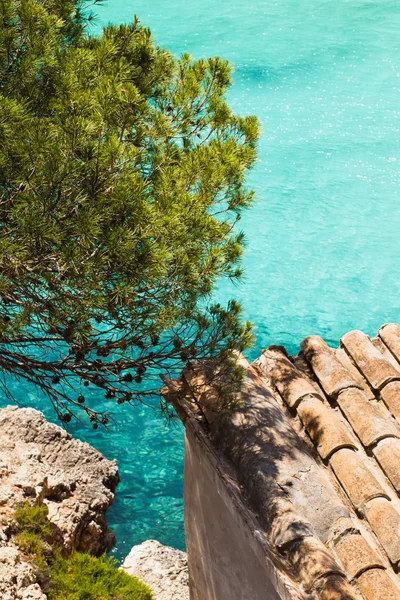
[0,405,119,555]
[0,405,120,599]
[0,545,36,600]
[122,540,189,600]
[18,584,47,600]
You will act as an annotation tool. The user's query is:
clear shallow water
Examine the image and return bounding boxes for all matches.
[3,0,400,559]
[97,0,400,355]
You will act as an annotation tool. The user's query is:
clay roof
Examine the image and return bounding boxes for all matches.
[254,324,400,600]
[164,323,400,600]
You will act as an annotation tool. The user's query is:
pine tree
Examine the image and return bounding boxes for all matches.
[0,0,259,426]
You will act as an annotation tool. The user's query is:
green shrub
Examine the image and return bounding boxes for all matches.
[15,502,51,538]
[48,552,153,600]
[16,530,48,569]
[15,502,51,568]
[14,502,153,600]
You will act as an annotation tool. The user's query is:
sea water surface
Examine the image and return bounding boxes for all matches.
[5,0,400,559]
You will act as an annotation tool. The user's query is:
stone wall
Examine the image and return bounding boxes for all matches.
[183,418,302,600]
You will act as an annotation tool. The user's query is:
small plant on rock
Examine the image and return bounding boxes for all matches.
[48,552,153,600]
[14,502,153,599]
[15,502,52,569]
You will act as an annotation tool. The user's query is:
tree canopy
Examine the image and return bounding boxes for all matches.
[0,0,259,426]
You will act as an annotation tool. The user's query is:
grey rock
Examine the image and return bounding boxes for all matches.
[0,405,120,599]
[0,405,119,555]
[122,540,189,600]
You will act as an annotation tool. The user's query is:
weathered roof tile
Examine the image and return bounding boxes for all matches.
[357,569,400,600]
[287,536,345,593]
[380,381,400,420]
[373,437,400,494]
[330,449,388,510]
[336,388,400,448]
[365,498,400,567]
[379,323,400,364]
[301,336,361,397]
[254,348,319,408]
[315,575,359,600]
[268,498,314,549]
[297,396,356,459]
[292,352,328,397]
[334,347,375,399]
[341,330,400,390]
[334,534,384,579]
[372,336,400,371]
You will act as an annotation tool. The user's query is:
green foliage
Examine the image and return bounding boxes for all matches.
[15,502,51,537]
[49,552,153,600]
[16,530,49,569]
[15,502,51,568]
[14,502,153,599]
[0,0,259,423]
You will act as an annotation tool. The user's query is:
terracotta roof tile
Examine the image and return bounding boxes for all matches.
[365,498,400,567]
[261,327,400,595]
[292,352,328,397]
[297,396,357,459]
[341,330,400,390]
[286,536,345,593]
[373,437,400,493]
[336,388,400,447]
[357,569,400,600]
[335,347,375,400]
[316,575,359,600]
[254,348,319,408]
[380,324,400,364]
[380,381,400,420]
[330,449,389,511]
[170,323,400,600]
[334,534,384,579]
[372,336,400,371]
[301,336,362,397]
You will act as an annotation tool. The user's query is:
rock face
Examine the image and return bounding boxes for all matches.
[0,545,44,600]
[0,405,119,600]
[122,540,189,600]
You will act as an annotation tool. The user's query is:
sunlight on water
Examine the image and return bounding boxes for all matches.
[3,1,400,558]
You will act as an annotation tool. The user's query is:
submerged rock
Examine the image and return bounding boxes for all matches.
[122,539,189,600]
[0,405,119,599]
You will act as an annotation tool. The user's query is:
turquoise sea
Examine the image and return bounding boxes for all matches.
[4,0,400,559]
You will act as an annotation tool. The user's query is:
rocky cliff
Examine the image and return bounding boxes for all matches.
[0,406,119,600]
